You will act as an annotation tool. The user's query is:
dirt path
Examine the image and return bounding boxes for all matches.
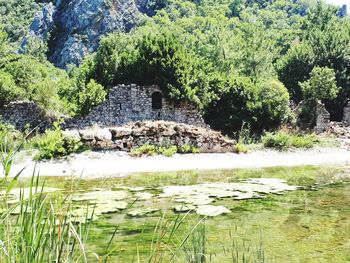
[6,147,350,178]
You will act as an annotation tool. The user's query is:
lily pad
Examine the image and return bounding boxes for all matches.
[196,205,230,217]
[134,192,153,200]
[174,204,196,212]
[127,208,160,217]
[174,195,214,206]
[71,190,128,202]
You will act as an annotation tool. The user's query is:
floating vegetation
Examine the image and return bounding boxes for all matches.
[127,208,160,217]
[195,205,231,217]
[174,204,196,212]
[157,178,298,216]
[71,190,129,202]
[134,192,153,200]
[0,187,60,205]
[1,178,298,221]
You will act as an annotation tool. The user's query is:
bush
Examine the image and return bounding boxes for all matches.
[159,145,178,157]
[204,77,291,134]
[130,145,158,157]
[32,123,83,160]
[234,143,249,154]
[262,131,319,151]
[0,71,23,107]
[76,79,107,115]
[0,54,71,112]
[0,121,23,152]
[178,144,200,154]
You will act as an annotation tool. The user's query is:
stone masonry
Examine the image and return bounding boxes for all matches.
[0,101,57,131]
[343,105,350,125]
[63,121,236,153]
[315,101,331,133]
[65,84,207,129]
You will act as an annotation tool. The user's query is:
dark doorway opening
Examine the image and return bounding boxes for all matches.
[152,92,162,110]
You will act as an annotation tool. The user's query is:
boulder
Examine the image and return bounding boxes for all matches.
[62,129,81,140]
[95,129,112,141]
[110,127,133,138]
[79,129,95,141]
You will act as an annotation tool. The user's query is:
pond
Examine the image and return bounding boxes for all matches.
[12,166,350,262]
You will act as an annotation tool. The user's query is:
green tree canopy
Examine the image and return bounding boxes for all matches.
[300,66,339,101]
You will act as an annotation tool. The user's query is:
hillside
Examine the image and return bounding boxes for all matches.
[0,0,350,135]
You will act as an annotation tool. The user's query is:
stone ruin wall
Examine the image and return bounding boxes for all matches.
[315,102,331,133]
[315,103,350,133]
[63,121,236,153]
[0,101,56,131]
[64,84,207,129]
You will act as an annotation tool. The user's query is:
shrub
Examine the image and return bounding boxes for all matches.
[204,77,291,134]
[32,123,83,160]
[130,144,158,157]
[0,54,71,112]
[0,121,22,151]
[131,144,200,157]
[234,143,249,154]
[178,144,200,154]
[262,131,319,151]
[159,145,178,157]
[0,71,23,108]
[77,79,107,115]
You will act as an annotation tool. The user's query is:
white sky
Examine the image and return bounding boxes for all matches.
[325,0,350,6]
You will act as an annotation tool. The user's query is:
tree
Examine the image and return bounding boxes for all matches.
[204,76,290,134]
[277,43,315,102]
[0,54,71,111]
[299,66,338,101]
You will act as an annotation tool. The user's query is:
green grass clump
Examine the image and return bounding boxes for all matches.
[262,131,319,150]
[235,143,249,154]
[31,123,83,160]
[130,144,158,157]
[159,146,178,157]
[131,144,200,157]
[178,144,200,154]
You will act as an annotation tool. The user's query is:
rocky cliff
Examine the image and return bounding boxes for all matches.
[24,0,155,68]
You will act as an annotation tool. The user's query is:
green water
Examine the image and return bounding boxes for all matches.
[25,166,350,262]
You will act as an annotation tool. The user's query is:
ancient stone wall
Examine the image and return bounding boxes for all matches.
[315,101,330,133]
[65,84,207,129]
[63,121,236,153]
[343,105,350,125]
[0,101,56,131]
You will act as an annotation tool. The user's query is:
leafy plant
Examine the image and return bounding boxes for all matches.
[131,144,200,157]
[262,131,319,151]
[31,122,83,160]
[178,144,200,154]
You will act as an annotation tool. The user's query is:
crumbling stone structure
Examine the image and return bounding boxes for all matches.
[0,101,57,131]
[343,105,350,125]
[315,101,331,133]
[65,84,207,128]
[63,121,236,153]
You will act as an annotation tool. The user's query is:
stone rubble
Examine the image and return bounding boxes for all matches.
[63,120,236,153]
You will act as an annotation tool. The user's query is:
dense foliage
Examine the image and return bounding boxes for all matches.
[0,0,349,134]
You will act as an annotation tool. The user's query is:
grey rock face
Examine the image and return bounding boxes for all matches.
[21,3,56,50]
[26,0,153,68]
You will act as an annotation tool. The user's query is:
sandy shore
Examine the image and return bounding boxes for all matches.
[6,147,350,178]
